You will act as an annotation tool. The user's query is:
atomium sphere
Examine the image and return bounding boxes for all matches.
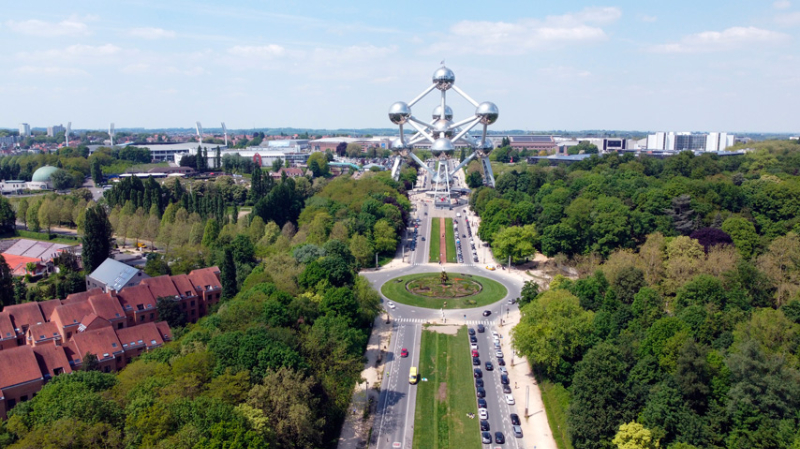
[432,119,454,139]
[475,102,499,125]
[479,140,495,153]
[431,137,455,153]
[432,66,455,91]
[390,138,407,150]
[388,101,411,125]
[432,105,454,121]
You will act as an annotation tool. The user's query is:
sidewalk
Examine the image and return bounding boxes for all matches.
[337,315,393,449]
[497,309,558,449]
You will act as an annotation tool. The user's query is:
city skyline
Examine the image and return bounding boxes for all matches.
[2,0,799,132]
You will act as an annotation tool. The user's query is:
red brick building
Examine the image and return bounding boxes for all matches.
[0,264,219,417]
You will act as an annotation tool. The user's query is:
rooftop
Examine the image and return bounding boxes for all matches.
[88,258,142,291]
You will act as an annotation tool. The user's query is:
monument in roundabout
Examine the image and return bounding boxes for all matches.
[387,65,499,208]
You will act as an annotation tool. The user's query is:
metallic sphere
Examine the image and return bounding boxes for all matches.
[432,66,455,91]
[475,102,499,125]
[479,140,494,153]
[391,138,407,150]
[432,105,454,120]
[388,101,411,125]
[432,119,454,138]
[431,137,455,153]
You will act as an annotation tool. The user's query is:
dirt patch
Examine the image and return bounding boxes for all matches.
[437,382,447,402]
[425,324,461,335]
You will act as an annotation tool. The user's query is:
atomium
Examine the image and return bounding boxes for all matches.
[386,65,499,192]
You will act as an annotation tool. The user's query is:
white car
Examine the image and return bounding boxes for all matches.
[387,302,396,309]
[505,394,515,405]
[496,351,504,358]
[479,408,488,420]
[499,366,508,374]
[492,331,500,339]
[471,344,479,351]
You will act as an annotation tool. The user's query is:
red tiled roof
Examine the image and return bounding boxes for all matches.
[63,341,80,365]
[170,274,196,298]
[116,284,156,314]
[116,322,164,351]
[4,302,45,332]
[155,321,172,341]
[2,254,41,275]
[0,313,15,341]
[71,327,123,362]
[27,322,60,343]
[63,288,104,305]
[141,275,179,300]
[52,302,94,328]
[0,346,43,389]
[38,299,63,322]
[188,266,221,292]
[33,344,72,377]
[88,294,125,322]
[79,313,111,332]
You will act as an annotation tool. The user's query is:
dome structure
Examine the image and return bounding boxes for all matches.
[31,165,59,183]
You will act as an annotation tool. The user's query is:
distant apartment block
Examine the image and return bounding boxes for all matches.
[18,123,30,138]
[0,263,221,418]
[642,132,735,151]
[46,125,65,137]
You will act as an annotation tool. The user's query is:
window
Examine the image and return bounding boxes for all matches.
[139,316,145,322]
[53,367,63,375]
[66,332,72,339]
[20,395,28,402]
[137,304,144,311]
[118,323,123,330]
[104,366,111,373]
[126,357,132,364]
[111,343,117,348]
[149,313,154,320]
[7,399,16,409]
[190,300,195,307]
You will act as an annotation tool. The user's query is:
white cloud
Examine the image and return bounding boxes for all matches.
[6,18,90,37]
[650,26,789,53]
[426,7,621,55]
[311,45,396,63]
[17,44,121,61]
[640,15,658,22]
[129,27,176,39]
[14,66,88,76]
[775,11,800,25]
[774,0,791,9]
[228,44,286,58]
[539,66,592,78]
[120,64,206,77]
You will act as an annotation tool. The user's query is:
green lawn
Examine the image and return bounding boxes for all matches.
[429,218,441,263]
[444,218,456,263]
[539,378,574,449]
[381,272,507,309]
[413,327,481,449]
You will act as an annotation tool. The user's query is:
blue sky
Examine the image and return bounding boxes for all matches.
[2,0,799,133]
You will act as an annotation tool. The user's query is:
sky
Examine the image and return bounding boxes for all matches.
[2,0,799,133]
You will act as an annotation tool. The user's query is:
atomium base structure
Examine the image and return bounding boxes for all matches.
[388,65,498,199]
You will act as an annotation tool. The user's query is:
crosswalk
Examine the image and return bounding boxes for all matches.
[394,317,491,325]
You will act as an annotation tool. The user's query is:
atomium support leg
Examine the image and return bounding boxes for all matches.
[408,151,436,178]
[391,156,403,181]
[480,156,496,188]
[450,151,478,177]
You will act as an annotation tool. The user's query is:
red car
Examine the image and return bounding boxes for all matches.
[400,348,409,358]
[472,350,479,358]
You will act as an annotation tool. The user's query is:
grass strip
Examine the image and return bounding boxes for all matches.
[429,218,440,263]
[539,378,574,449]
[444,218,456,263]
[380,272,508,309]
[413,327,481,449]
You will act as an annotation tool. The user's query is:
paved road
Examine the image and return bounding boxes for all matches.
[372,322,422,449]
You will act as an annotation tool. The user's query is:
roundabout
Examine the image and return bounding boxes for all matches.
[381,271,508,309]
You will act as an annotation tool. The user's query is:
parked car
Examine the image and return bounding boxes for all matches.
[476,387,485,398]
[505,394,515,405]
[513,425,523,438]
[479,408,488,420]
[472,357,481,366]
[478,398,487,409]
[481,432,492,444]
[503,384,512,394]
[468,328,475,336]
[497,357,505,366]
[475,378,484,388]
[510,413,521,425]
[473,368,482,378]
[480,419,490,431]
[501,374,509,385]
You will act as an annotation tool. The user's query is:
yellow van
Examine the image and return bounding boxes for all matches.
[409,367,418,384]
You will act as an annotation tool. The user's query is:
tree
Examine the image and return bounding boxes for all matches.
[372,219,397,254]
[26,199,41,232]
[512,289,595,377]
[221,247,237,299]
[91,158,103,185]
[757,232,800,306]
[81,352,100,371]
[664,195,696,235]
[612,422,660,449]
[272,158,283,173]
[202,218,221,248]
[50,168,74,190]
[519,280,539,307]
[493,224,538,263]
[17,198,28,229]
[0,255,14,309]
[156,297,187,327]
[0,196,15,233]
[612,266,646,305]
[348,234,373,267]
[82,205,113,273]
[722,217,758,259]
[466,170,484,188]
[307,152,328,177]
[440,270,449,284]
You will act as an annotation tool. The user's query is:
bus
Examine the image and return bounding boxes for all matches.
[409,367,418,384]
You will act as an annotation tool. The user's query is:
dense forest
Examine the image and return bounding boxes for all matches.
[499,140,800,449]
[0,173,410,448]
